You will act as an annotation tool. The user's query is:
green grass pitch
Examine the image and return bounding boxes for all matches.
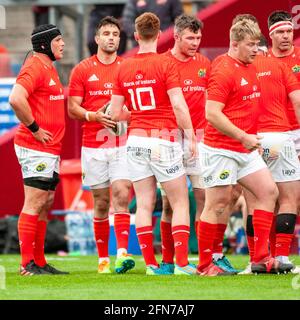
[0,254,300,300]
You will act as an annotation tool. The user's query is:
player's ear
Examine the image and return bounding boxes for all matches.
[231,40,239,51]
[134,32,139,42]
[94,34,100,45]
[174,32,179,41]
[157,30,162,40]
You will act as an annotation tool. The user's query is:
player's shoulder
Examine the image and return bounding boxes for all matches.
[194,52,210,65]
[254,55,277,74]
[70,56,98,81]
[160,50,172,58]
[18,55,45,80]
[294,46,300,56]
[155,52,172,63]
[254,54,268,65]
[74,55,96,71]
[159,50,182,69]
[158,54,178,75]
[117,55,135,71]
[116,55,124,64]
[211,54,233,74]
[265,54,288,69]
[21,55,43,72]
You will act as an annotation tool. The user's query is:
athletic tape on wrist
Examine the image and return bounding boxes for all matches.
[27,120,40,133]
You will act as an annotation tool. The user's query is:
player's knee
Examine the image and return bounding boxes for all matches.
[162,207,173,221]
[42,193,55,213]
[278,196,298,211]
[269,184,279,202]
[93,194,110,216]
[24,196,48,213]
[231,185,242,204]
[162,196,172,218]
[138,197,157,214]
[208,197,231,217]
[214,205,227,216]
[112,189,129,209]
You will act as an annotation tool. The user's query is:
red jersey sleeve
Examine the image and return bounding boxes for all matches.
[164,59,180,90]
[68,65,85,97]
[16,64,41,96]
[112,67,125,96]
[280,62,300,94]
[207,68,233,104]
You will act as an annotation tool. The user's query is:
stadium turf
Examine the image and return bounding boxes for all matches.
[0,254,300,300]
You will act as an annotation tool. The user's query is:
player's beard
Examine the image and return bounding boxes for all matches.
[279,41,292,52]
[102,43,119,54]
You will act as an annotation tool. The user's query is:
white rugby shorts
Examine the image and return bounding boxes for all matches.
[14,144,60,179]
[199,143,267,188]
[183,141,204,189]
[81,146,130,189]
[289,128,300,156]
[260,132,300,182]
[126,135,185,183]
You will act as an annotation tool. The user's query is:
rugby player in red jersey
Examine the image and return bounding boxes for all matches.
[110,12,197,275]
[197,19,291,275]
[241,50,300,274]
[158,14,214,274]
[9,24,68,275]
[68,17,134,274]
[267,10,300,154]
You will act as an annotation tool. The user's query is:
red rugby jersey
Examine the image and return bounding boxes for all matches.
[254,55,300,132]
[113,52,180,138]
[69,55,125,148]
[163,50,210,140]
[268,47,300,130]
[205,54,261,153]
[14,55,65,155]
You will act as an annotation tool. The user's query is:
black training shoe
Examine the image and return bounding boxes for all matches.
[251,256,293,274]
[40,263,70,275]
[20,260,51,276]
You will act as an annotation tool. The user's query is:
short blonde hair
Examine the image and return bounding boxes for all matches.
[232,14,258,26]
[135,12,160,41]
[230,20,261,42]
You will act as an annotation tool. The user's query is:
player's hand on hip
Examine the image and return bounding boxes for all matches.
[95,111,116,128]
[32,128,53,144]
[240,133,263,151]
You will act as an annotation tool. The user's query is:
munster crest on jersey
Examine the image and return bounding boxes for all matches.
[198,68,206,78]
[292,64,300,73]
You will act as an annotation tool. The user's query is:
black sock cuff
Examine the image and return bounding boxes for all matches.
[276,213,297,234]
[246,215,254,237]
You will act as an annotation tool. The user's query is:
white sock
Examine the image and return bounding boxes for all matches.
[276,256,290,264]
[117,248,127,257]
[212,253,223,261]
[98,257,110,264]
